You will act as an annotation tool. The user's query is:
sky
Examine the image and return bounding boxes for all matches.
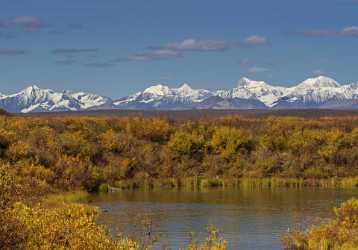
[0,0,358,98]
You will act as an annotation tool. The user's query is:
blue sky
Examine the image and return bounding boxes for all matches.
[0,0,357,98]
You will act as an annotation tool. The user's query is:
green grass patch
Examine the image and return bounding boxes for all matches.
[43,191,90,205]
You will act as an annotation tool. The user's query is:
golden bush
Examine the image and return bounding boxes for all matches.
[282,199,358,250]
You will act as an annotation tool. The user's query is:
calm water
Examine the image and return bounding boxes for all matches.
[90,188,357,250]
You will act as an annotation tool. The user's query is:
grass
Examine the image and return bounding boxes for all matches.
[104,177,358,192]
[43,190,90,206]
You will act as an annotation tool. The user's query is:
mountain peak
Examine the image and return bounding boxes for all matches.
[176,83,195,95]
[299,76,340,88]
[24,84,41,91]
[20,85,48,98]
[143,84,170,96]
[238,77,253,84]
[237,77,269,88]
[178,83,193,90]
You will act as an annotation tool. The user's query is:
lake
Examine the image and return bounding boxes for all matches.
[90,188,357,250]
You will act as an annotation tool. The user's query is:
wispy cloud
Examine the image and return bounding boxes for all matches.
[52,48,99,55]
[115,49,181,62]
[341,26,358,36]
[121,38,228,62]
[54,35,271,67]
[116,36,268,64]
[0,16,46,32]
[290,26,358,38]
[238,35,269,47]
[0,48,29,56]
[157,38,228,52]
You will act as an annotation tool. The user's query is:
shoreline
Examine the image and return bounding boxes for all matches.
[97,177,358,193]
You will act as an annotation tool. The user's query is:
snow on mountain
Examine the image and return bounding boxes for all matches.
[342,82,358,99]
[273,76,357,108]
[67,91,111,109]
[114,83,213,109]
[173,83,213,102]
[296,76,340,89]
[217,77,288,107]
[0,85,111,113]
[2,76,358,113]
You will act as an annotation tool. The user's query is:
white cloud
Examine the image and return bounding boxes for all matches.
[341,26,358,36]
[164,38,228,52]
[126,49,181,62]
[0,16,46,32]
[291,26,358,38]
[240,35,269,47]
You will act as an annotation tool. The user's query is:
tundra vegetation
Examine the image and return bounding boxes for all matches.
[0,113,357,249]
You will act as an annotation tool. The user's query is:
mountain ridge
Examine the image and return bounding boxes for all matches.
[1,75,358,113]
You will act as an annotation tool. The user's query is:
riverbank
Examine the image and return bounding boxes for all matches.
[99,177,358,192]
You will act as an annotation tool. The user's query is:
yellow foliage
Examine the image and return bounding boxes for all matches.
[2,202,140,250]
[187,225,228,250]
[168,130,205,157]
[6,140,33,161]
[100,129,120,152]
[282,199,358,250]
[211,127,253,159]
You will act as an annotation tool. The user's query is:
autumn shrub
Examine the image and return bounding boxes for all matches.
[0,115,357,193]
[187,225,228,250]
[0,164,48,208]
[282,199,358,250]
[210,127,255,160]
[0,202,138,250]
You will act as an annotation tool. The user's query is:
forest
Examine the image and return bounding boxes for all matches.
[0,112,358,249]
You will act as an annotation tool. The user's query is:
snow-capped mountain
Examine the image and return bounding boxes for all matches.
[273,76,358,108]
[114,76,358,110]
[0,85,111,113]
[67,91,112,110]
[216,77,289,107]
[113,83,213,109]
[1,76,358,113]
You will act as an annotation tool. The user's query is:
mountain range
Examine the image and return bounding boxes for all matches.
[1,76,358,113]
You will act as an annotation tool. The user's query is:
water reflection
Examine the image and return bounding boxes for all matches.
[90,188,357,250]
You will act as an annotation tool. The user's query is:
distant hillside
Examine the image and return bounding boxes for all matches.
[18,109,358,120]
